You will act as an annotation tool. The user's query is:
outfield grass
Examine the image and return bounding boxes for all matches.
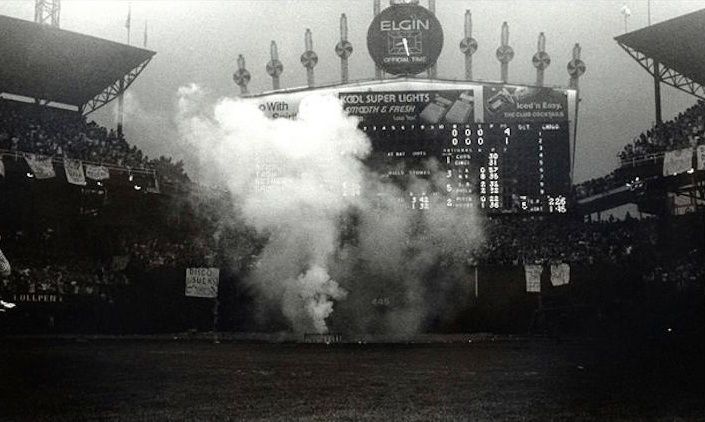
[0,337,703,420]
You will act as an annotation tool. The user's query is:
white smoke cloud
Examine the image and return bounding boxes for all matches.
[282,265,348,334]
[179,89,367,334]
[178,86,483,336]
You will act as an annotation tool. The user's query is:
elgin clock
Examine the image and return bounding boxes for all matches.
[367,3,444,75]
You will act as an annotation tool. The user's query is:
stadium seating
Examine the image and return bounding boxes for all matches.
[573,99,704,201]
[619,99,705,164]
[0,99,189,184]
[0,98,703,334]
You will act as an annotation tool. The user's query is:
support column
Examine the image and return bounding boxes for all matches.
[653,61,662,124]
[117,78,124,136]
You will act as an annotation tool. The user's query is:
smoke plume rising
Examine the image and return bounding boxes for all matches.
[178,86,483,336]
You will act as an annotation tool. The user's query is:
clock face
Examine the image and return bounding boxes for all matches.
[367,4,443,75]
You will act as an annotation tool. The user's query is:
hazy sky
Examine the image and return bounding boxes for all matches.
[1,0,704,182]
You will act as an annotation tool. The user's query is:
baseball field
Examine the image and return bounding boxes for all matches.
[0,336,703,420]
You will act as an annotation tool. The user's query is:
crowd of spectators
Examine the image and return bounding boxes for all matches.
[473,215,657,267]
[619,99,705,162]
[0,99,147,168]
[0,99,190,185]
[1,212,702,311]
[0,222,218,301]
[573,172,623,199]
[0,228,126,302]
[0,256,129,302]
[126,237,217,270]
[644,248,704,292]
[574,100,704,200]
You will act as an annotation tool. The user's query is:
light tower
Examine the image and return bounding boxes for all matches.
[35,0,60,27]
[620,5,631,33]
[532,32,551,87]
[459,10,478,81]
[496,22,514,83]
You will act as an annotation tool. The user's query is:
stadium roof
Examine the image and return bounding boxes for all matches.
[0,15,155,113]
[615,8,705,99]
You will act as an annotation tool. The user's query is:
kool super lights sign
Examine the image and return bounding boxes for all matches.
[367,4,443,75]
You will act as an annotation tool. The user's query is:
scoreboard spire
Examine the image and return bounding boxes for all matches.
[459,10,478,81]
[301,29,319,87]
[532,32,551,87]
[233,54,251,95]
[496,22,514,83]
[567,43,585,90]
[336,14,353,83]
[266,41,284,90]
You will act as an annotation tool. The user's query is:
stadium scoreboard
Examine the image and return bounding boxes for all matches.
[248,80,577,215]
[361,121,570,214]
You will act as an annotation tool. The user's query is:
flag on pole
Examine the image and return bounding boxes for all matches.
[620,4,631,32]
[125,4,131,29]
[125,4,132,45]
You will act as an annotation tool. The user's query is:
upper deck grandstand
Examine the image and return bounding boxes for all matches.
[574,9,705,216]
